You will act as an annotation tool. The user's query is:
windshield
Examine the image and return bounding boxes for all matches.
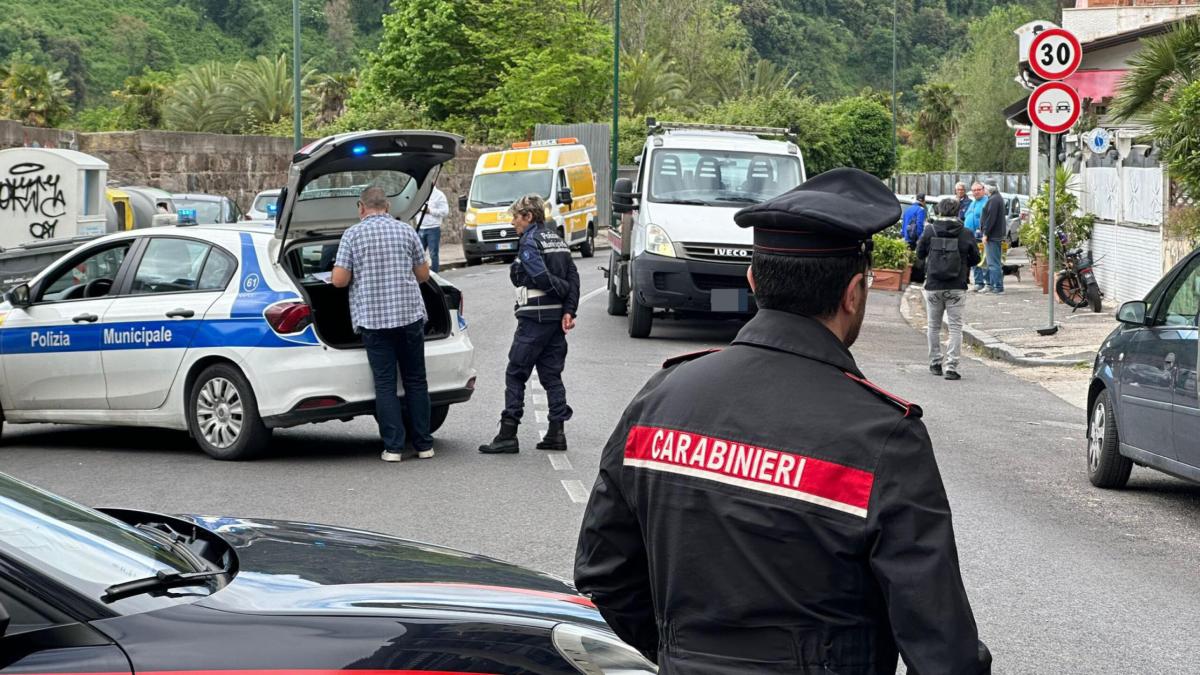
[252,193,279,215]
[0,473,208,613]
[299,170,413,201]
[175,200,224,224]
[647,150,802,206]
[469,170,552,208]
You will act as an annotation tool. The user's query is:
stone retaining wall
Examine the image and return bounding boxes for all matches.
[0,121,498,244]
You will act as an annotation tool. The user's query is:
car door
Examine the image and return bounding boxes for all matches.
[1120,254,1200,462]
[0,575,132,675]
[101,237,235,410]
[1,240,134,411]
[1162,256,1200,468]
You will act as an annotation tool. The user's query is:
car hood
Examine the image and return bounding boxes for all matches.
[182,515,604,627]
[642,202,753,246]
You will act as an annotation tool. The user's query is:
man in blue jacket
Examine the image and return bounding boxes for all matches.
[901,194,927,249]
[964,183,989,291]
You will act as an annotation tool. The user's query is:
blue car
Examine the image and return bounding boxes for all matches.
[1088,250,1200,487]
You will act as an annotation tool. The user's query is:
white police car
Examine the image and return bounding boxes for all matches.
[0,130,475,460]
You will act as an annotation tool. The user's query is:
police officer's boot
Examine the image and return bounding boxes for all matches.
[536,421,567,451]
[478,418,520,454]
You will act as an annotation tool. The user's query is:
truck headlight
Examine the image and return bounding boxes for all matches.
[464,211,477,227]
[552,624,657,675]
[643,224,676,258]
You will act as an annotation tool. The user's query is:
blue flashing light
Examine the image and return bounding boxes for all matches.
[267,203,278,215]
[351,144,368,156]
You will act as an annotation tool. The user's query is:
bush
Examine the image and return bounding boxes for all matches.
[872,234,912,270]
[1166,205,1200,246]
[1026,166,1095,267]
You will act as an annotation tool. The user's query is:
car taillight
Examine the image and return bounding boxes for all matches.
[265,301,312,334]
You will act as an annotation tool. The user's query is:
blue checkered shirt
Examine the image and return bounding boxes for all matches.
[334,214,427,331]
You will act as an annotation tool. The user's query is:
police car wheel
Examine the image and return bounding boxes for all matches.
[188,364,271,461]
[1087,390,1131,489]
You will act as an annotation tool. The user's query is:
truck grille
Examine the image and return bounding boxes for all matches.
[481,228,519,242]
[681,242,753,263]
[692,273,751,291]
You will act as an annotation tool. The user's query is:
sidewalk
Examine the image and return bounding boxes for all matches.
[438,230,611,271]
[899,250,1116,367]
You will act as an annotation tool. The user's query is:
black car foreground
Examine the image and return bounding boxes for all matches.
[0,473,655,674]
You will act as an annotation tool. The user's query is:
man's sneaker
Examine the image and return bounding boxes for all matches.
[992,290,1005,295]
[381,450,404,462]
[930,364,943,376]
[417,446,435,459]
[972,286,985,293]
[944,370,962,381]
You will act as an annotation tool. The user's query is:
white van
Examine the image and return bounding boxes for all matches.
[608,121,806,338]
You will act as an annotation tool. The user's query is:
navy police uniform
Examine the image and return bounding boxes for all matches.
[503,219,580,425]
[575,169,990,674]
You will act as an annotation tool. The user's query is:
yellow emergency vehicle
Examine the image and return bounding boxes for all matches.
[458,138,598,266]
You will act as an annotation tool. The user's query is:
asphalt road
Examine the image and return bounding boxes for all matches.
[4,257,1200,672]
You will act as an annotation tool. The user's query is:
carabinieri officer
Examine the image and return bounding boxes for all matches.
[574,169,990,674]
[480,194,580,454]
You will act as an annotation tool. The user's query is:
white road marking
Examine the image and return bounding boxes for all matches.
[535,410,548,424]
[531,379,544,392]
[549,454,573,471]
[562,479,590,503]
[533,393,547,405]
[580,286,606,306]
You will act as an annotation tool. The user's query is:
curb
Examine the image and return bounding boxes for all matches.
[901,288,1093,368]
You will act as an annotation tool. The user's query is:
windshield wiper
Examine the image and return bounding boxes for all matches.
[713,196,760,203]
[102,566,230,603]
[659,199,707,206]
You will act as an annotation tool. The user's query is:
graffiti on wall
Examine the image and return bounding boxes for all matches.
[0,162,66,239]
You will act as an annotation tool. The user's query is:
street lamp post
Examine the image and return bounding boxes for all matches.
[610,0,621,228]
[292,0,302,151]
[890,0,898,190]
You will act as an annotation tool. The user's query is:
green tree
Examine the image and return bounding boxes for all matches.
[0,59,73,127]
[113,69,173,129]
[621,51,690,116]
[164,62,242,133]
[933,5,1036,172]
[1144,80,1200,197]
[716,58,798,102]
[913,82,961,159]
[828,95,895,179]
[230,54,315,131]
[309,70,357,127]
[1111,18,1200,122]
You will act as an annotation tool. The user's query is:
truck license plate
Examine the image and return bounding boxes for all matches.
[497,243,515,251]
[711,288,748,312]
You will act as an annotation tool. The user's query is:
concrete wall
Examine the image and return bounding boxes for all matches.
[1064,4,1200,42]
[0,121,501,245]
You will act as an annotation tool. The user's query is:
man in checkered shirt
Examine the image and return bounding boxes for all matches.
[332,185,434,463]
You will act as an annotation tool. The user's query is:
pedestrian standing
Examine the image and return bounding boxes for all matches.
[955,181,970,220]
[479,195,580,455]
[575,168,990,674]
[901,193,927,250]
[418,185,449,272]
[981,184,1007,294]
[917,197,982,381]
[332,186,435,463]
[965,182,989,291]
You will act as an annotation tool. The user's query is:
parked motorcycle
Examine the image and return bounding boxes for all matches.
[1056,247,1103,313]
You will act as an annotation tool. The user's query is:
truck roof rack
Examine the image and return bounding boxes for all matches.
[646,118,796,141]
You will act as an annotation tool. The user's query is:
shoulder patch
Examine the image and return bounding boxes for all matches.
[843,372,922,417]
[662,348,721,369]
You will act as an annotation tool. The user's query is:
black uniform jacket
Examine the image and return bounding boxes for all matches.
[575,309,990,675]
[510,220,580,323]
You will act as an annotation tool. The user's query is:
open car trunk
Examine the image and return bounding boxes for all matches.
[284,239,453,349]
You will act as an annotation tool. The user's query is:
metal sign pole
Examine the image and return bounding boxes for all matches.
[1046,132,1057,332]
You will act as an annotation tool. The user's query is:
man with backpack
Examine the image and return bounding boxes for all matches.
[917,197,982,381]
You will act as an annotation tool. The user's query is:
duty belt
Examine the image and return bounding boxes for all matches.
[515,287,548,306]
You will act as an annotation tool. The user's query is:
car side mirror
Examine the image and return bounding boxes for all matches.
[613,178,635,214]
[458,194,468,212]
[4,283,31,308]
[558,187,573,208]
[1117,301,1147,326]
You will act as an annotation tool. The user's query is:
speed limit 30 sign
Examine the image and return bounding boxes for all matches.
[1028,81,1081,134]
[1028,27,1081,81]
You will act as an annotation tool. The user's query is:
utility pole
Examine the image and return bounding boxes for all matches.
[890,0,898,190]
[292,0,302,151]
[610,0,621,228]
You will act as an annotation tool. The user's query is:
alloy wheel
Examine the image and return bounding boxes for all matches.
[196,377,244,449]
[1088,401,1105,473]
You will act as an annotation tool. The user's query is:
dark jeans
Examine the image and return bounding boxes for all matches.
[986,239,1004,291]
[503,318,572,423]
[362,320,431,452]
[419,227,441,272]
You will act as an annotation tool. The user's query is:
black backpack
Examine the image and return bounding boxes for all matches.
[926,221,962,282]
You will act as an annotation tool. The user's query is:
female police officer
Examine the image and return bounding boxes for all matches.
[479,194,580,454]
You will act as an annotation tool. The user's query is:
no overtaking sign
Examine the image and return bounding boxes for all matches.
[1027,82,1081,135]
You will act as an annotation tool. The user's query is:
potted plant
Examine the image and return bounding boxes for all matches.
[1026,166,1096,294]
[871,234,912,292]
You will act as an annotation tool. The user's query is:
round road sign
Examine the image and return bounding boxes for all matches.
[1028,81,1081,135]
[1028,27,1081,81]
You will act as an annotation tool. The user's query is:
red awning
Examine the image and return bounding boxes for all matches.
[1062,69,1125,101]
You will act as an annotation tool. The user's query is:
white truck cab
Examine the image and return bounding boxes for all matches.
[607,121,806,338]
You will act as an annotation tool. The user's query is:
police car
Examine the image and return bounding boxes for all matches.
[0,131,475,460]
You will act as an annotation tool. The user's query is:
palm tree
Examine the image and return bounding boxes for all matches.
[621,51,689,116]
[229,54,314,130]
[163,63,243,133]
[309,71,357,127]
[914,83,961,155]
[113,71,172,129]
[0,60,73,128]
[1111,17,1200,122]
[715,58,799,102]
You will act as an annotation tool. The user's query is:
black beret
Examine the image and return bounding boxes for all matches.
[734,167,901,257]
